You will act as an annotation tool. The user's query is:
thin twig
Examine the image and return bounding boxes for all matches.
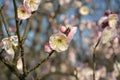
[0,49,4,55]
[13,0,27,76]
[27,50,55,74]
[22,17,32,43]
[0,50,25,80]
[0,7,11,37]
[13,0,21,41]
[74,68,79,80]
[93,38,101,80]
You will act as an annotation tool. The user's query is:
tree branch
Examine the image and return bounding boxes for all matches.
[0,49,25,80]
[27,50,55,74]
[22,17,32,43]
[93,38,101,80]
[13,0,27,76]
[0,6,11,37]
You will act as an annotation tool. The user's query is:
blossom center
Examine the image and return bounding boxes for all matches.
[57,38,62,43]
[21,9,26,14]
[29,0,34,4]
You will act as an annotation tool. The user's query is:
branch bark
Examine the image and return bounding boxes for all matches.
[27,50,55,74]
[0,6,11,37]
[13,0,27,76]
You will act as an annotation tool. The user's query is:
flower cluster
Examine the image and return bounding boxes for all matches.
[18,0,41,20]
[1,36,18,59]
[98,10,119,44]
[99,10,119,29]
[45,25,77,52]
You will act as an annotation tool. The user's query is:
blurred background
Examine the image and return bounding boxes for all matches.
[0,0,120,80]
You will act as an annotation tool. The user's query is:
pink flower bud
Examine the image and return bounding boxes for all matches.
[68,27,77,43]
[98,31,102,37]
[44,43,52,53]
[59,26,67,33]
[114,37,119,43]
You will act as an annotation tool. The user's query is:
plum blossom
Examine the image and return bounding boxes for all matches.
[98,11,118,29]
[79,6,89,15]
[45,24,77,52]
[10,36,18,46]
[1,36,18,59]
[17,58,23,73]
[101,27,117,44]
[2,39,14,58]
[49,33,69,52]
[67,26,77,42]
[59,25,77,42]
[108,14,119,28]
[24,0,41,12]
[17,5,31,20]
[98,16,108,28]
[44,43,52,53]
[98,11,119,44]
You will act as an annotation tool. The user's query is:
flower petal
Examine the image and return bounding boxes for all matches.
[24,0,41,12]
[101,27,117,44]
[68,27,77,43]
[17,5,31,20]
[108,14,119,28]
[49,33,69,52]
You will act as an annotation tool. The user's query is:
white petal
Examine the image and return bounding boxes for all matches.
[101,27,117,44]
[17,58,23,73]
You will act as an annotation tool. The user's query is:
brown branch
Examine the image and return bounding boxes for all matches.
[13,0,21,41]
[74,68,79,80]
[13,0,27,76]
[0,60,26,80]
[27,50,55,74]
[0,6,11,37]
[0,50,25,80]
[22,17,32,43]
[0,49,4,55]
[93,38,101,80]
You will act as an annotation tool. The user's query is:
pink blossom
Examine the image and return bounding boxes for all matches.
[59,26,67,33]
[24,0,41,12]
[114,37,119,43]
[101,27,117,44]
[44,43,52,53]
[98,16,108,28]
[17,58,23,73]
[67,27,77,43]
[98,31,102,38]
[49,33,69,52]
[46,25,77,52]
[59,25,77,43]
[108,14,119,28]
[17,5,31,20]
